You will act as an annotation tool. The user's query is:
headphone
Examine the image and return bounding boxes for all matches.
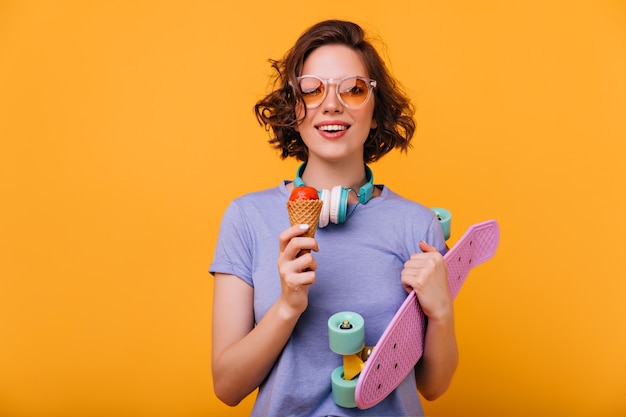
[294,163,374,228]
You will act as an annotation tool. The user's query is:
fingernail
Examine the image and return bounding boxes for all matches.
[299,224,310,230]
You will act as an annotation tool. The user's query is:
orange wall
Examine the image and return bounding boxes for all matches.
[1,1,625,416]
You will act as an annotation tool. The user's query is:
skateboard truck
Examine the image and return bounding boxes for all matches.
[327,209,500,409]
[327,311,368,408]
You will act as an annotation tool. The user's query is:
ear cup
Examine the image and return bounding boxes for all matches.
[319,187,349,227]
[329,185,349,225]
[318,188,331,228]
[358,180,373,204]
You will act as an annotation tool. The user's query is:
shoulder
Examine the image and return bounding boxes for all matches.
[373,185,447,252]
[379,186,437,219]
[228,182,289,209]
[220,182,290,226]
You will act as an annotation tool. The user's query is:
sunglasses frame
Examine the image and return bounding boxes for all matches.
[295,75,377,109]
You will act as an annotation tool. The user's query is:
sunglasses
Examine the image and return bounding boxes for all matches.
[296,75,377,109]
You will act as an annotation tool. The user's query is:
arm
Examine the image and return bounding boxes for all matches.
[401,240,459,401]
[211,224,318,406]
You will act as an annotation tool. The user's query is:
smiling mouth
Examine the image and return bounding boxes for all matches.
[317,124,349,132]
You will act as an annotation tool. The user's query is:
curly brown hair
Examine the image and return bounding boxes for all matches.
[254,20,415,163]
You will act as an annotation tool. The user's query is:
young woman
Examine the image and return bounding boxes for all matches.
[210,20,458,416]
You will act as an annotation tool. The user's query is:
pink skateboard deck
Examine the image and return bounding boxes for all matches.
[354,219,500,409]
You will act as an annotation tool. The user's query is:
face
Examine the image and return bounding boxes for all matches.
[296,44,377,164]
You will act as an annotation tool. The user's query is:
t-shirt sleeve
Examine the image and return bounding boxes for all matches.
[426,211,449,256]
[208,200,254,286]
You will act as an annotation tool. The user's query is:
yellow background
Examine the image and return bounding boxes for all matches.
[1,1,625,416]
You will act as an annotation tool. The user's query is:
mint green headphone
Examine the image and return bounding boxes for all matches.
[294,163,374,228]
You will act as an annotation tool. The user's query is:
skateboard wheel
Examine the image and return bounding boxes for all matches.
[331,366,357,408]
[432,207,452,241]
[328,312,365,355]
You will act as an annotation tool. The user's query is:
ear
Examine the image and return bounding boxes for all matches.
[370,117,377,129]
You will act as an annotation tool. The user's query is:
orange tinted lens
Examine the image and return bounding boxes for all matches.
[298,77,325,106]
[339,78,369,106]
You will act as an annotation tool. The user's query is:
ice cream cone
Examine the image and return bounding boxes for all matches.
[286,199,323,255]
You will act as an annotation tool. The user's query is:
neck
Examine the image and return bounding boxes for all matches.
[300,159,369,192]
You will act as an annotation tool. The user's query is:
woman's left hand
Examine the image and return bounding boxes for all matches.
[401,241,453,322]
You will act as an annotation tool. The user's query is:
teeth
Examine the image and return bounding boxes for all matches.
[318,124,347,132]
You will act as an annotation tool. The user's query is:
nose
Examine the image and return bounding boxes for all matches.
[321,84,343,113]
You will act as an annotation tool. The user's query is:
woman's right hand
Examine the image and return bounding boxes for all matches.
[277,224,319,316]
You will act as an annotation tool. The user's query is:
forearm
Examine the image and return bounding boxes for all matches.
[212,298,301,406]
[414,313,458,401]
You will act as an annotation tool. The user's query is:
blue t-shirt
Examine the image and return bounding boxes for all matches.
[210,181,447,417]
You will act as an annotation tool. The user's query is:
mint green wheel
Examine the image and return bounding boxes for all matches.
[432,207,452,241]
[331,365,357,408]
[328,311,365,355]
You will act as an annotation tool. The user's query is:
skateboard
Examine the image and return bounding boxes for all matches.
[328,217,500,409]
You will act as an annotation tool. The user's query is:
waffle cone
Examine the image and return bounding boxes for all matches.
[287,199,323,256]
[286,200,323,236]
